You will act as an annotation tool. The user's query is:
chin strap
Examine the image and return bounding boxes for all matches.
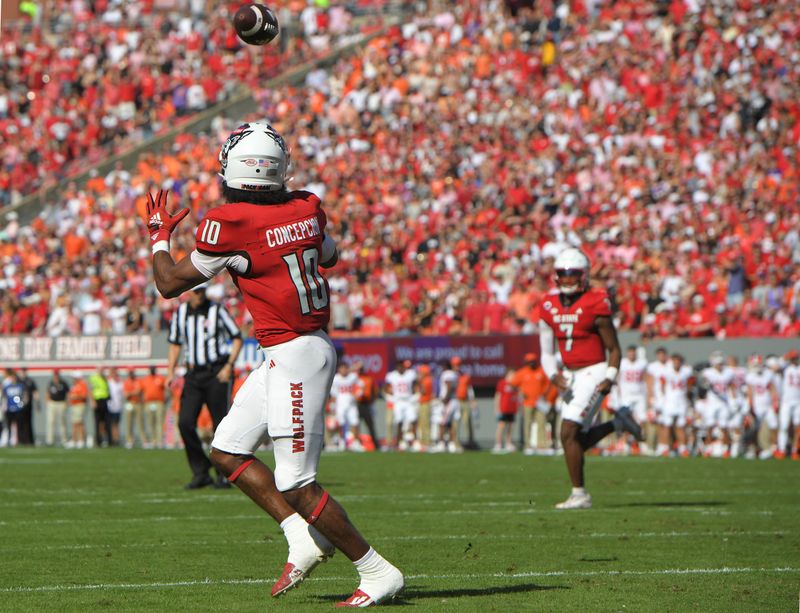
[307,490,330,525]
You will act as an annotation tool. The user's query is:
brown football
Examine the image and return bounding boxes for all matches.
[233,4,279,46]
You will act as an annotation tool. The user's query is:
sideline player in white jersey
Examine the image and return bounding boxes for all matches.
[384,360,420,451]
[745,354,779,459]
[331,363,363,451]
[778,350,800,459]
[432,356,463,453]
[657,353,694,457]
[610,346,649,454]
[645,347,670,452]
[700,351,736,458]
[726,355,748,456]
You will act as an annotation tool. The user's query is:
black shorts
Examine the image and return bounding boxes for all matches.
[497,413,516,423]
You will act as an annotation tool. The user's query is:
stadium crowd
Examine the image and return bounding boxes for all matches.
[3,347,799,460]
[0,0,799,338]
[0,0,392,205]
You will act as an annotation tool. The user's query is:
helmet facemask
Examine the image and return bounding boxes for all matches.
[554,268,586,294]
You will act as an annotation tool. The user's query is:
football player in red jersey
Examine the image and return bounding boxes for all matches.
[538,249,643,509]
[142,122,403,607]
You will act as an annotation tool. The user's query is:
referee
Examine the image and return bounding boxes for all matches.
[168,283,243,489]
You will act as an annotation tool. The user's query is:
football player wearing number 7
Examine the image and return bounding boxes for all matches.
[538,248,644,509]
[142,122,403,607]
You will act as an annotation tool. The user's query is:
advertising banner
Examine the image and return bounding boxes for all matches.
[334,334,539,387]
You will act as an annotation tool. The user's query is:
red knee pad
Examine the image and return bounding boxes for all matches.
[308,490,330,524]
[229,457,255,483]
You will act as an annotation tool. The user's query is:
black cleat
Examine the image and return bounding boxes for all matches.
[214,476,233,489]
[185,474,214,490]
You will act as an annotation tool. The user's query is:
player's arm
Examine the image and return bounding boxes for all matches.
[153,253,209,298]
[645,369,655,404]
[770,381,779,411]
[595,315,621,396]
[538,318,562,384]
[320,234,338,269]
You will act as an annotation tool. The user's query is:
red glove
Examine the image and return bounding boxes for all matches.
[145,189,190,247]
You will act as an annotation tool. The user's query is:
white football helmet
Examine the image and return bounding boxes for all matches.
[219,122,289,192]
[709,350,725,367]
[747,354,764,372]
[553,248,591,294]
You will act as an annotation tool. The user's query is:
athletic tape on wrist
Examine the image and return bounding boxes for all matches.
[152,240,170,254]
[307,490,330,525]
[605,366,619,382]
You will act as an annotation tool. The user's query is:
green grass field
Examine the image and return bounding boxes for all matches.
[0,448,798,612]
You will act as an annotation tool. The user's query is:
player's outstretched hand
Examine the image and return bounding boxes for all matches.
[144,189,190,244]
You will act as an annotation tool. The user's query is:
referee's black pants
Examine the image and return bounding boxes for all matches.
[179,364,231,478]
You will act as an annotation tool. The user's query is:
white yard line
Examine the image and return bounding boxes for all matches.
[3,530,790,552]
[1,567,797,594]
[0,505,781,526]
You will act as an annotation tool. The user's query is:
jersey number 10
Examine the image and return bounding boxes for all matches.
[283,248,329,315]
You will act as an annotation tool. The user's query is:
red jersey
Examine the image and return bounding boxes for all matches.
[538,288,612,370]
[196,191,330,347]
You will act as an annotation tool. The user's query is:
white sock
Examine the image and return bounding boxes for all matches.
[354,547,378,570]
[354,547,394,579]
[280,512,304,532]
[280,513,308,554]
[571,487,587,496]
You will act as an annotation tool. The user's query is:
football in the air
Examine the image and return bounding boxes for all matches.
[233,4,279,46]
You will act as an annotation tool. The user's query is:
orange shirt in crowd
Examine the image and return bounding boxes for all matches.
[123,378,143,402]
[509,365,551,408]
[419,373,434,403]
[356,374,376,403]
[68,379,88,404]
[456,373,472,401]
[140,373,167,402]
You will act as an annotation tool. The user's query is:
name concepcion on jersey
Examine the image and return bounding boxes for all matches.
[265,216,321,248]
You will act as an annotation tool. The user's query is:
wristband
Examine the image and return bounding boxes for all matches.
[605,366,619,382]
[150,226,171,242]
[152,240,170,254]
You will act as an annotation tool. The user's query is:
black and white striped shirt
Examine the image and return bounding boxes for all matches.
[168,301,242,369]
